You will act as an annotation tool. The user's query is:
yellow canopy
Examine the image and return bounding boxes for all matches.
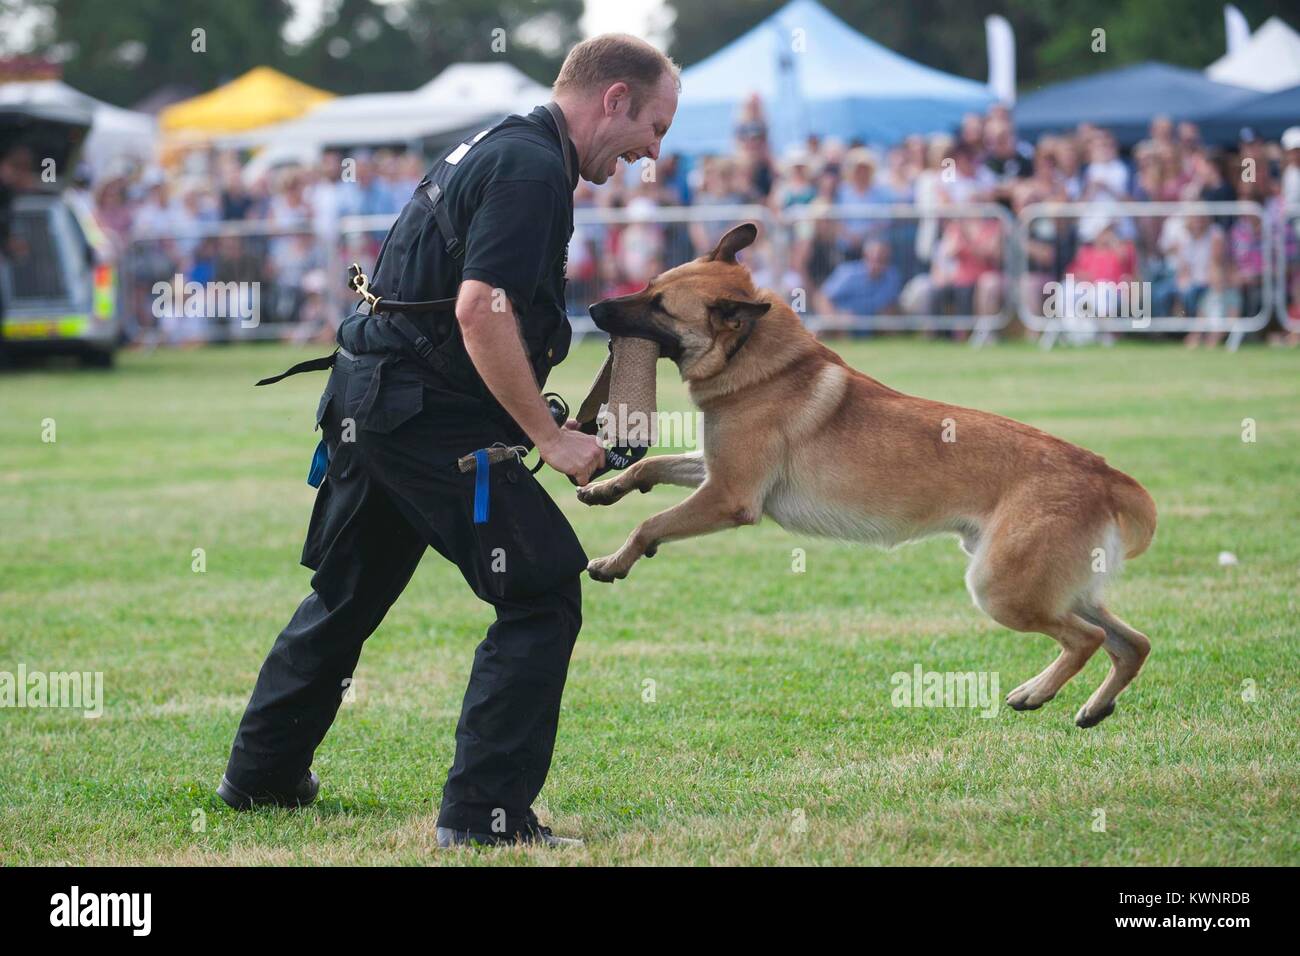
[159,67,333,134]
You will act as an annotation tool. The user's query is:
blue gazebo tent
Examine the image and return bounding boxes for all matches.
[663,0,995,156]
[1196,84,1300,143]
[1014,62,1257,146]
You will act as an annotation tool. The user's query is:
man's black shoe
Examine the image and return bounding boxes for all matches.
[436,823,582,848]
[217,771,320,810]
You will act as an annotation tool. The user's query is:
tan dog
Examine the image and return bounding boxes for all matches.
[579,223,1157,728]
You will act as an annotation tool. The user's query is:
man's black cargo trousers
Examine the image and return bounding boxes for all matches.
[223,350,588,834]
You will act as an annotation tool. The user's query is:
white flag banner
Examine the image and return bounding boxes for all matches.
[1224,5,1251,55]
[985,15,1016,105]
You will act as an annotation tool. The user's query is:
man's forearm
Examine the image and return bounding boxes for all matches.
[457,280,561,450]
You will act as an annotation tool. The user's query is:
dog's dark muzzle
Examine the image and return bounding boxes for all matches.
[588,300,683,362]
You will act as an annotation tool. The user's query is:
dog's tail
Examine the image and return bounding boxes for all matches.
[1111,474,1157,560]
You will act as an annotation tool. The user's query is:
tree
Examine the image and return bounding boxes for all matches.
[24,0,296,107]
[13,0,583,107]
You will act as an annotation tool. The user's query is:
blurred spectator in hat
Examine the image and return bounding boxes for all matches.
[1279,126,1300,206]
[836,147,885,203]
[836,147,892,248]
[773,146,818,210]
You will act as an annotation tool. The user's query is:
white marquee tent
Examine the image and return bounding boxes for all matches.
[1207,16,1300,92]
[225,62,549,152]
[0,79,157,175]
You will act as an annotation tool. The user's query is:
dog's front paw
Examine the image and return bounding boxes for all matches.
[577,478,630,507]
[586,553,632,582]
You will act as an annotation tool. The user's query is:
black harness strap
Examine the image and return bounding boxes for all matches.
[542,101,575,185]
[255,352,339,387]
[385,311,450,368]
[426,183,464,260]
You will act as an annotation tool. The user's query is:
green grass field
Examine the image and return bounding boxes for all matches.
[1,338,1296,866]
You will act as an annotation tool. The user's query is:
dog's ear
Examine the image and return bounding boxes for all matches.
[709,297,770,331]
[707,222,759,264]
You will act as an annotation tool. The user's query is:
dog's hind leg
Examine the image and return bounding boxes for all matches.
[1072,604,1151,728]
[577,452,706,507]
[967,514,1107,713]
[998,612,1107,712]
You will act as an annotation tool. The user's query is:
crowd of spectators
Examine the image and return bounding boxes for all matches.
[88,95,1300,347]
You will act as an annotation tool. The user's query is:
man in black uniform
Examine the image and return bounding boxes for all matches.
[217,35,679,847]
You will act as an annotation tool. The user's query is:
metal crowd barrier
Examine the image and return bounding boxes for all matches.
[1015,200,1271,351]
[122,219,337,345]
[1279,204,1299,334]
[120,200,1297,349]
[785,203,1014,343]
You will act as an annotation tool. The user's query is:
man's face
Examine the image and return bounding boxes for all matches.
[863,242,889,275]
[989,124,1014,157]
[583,73,678,185]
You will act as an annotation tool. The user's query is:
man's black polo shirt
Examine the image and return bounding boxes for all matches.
[338,105,579,444]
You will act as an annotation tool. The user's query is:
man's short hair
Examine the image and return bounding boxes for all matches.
[553,33,680,117]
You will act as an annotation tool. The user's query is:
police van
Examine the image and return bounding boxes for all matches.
[0,93,119,366]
